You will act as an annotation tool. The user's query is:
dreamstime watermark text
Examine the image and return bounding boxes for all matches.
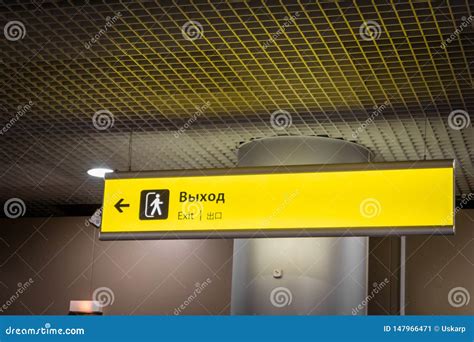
[352,100,390,139]
[0,101,34,135]
[174,101,211,137]
[352,278,389,315]
[0,278,34,313]
[443,193,473,225]
[5,323,84,336]
[262,12,300,49]
[173,278,212,315]
[84,12,122,50]
[441,16,473,49]
[261,190,299,227]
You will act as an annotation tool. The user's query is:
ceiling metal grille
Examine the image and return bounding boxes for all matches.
[0,1,472,215]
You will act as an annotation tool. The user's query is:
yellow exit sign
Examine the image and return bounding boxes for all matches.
[99,160,455,240]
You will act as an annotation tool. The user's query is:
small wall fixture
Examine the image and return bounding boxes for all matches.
[69,300,103,315]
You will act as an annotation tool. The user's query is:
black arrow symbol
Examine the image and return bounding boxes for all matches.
[114,198,130,213]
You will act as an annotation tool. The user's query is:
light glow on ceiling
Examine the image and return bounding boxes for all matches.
[87,168,114,178]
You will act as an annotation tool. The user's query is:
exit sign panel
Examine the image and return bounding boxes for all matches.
[100,160,454,240]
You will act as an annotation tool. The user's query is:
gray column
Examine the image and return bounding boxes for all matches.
[231,136,372,315]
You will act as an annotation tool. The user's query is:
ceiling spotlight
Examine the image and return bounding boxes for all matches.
[87,168,114,178]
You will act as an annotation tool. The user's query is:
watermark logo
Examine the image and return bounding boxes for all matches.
[174,278,212,315]
[4,21,26,41]
[182,20,203,41]
[360,198,381,218]
[270,109,292,130]
[359,20,382,41]
[92,109,114,130]
[92,287,115,307]
[448,287,470,308]
[3,198,26,219]
[270,287,293,308]
[180,201,203,220]
[448,109,470,130]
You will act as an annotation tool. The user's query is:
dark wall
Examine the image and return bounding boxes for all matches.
[368,209,474,315]
[405,209,474,315]
[0,217,233,315]
[1,210,472,315]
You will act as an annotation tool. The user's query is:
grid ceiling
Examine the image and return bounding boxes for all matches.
[0,0,473,215]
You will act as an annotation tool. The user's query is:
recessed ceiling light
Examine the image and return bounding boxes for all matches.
[87,168,114,178]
